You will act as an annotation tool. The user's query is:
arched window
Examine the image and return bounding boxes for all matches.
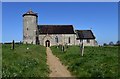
[55,36,58,43]
[68,37,70,43]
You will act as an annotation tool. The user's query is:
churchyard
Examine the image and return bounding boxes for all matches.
[2,44,49,77]
[51,45,119,78]
[2,43,119,78]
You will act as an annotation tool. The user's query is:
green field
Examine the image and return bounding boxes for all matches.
[2,44,49,77]
[51,46,119,78]
[0,44,2,78]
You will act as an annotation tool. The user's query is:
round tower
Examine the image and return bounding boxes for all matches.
[23,10,39,44]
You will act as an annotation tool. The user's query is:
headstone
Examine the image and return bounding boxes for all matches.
[60,45,62,51]
[81,44,84,56]
[31,41,33,44]
[20,41,22,44]
[66,45,68,48]
[62,45,65,52]
[80,42,84,56]
[11,40,15,50]
[65,43,68,48]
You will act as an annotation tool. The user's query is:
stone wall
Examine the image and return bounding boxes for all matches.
[39,34,97,46]
[82,39,96,46]
[39,34,76,46]
[75,39,97,46]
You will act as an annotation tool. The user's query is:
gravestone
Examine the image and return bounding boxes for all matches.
[11,40,15,50]
[62,46,65,52]
[81,43,84,56]
[80,42,84,56]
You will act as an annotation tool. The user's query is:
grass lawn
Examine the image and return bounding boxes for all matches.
[0,44,2,78]
[2,44,49,77]
[51,46,119,78]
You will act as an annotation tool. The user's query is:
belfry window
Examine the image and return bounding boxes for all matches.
[55,36,58,43]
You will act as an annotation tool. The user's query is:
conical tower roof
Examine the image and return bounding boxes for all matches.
[23,9,38,17]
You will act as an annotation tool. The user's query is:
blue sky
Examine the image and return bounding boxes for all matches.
[2,2,118,45]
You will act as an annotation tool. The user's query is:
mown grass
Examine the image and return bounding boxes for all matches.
[51,46,119,78]
[2,44,49,77]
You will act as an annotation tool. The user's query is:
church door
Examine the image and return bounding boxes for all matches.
[45,40,50,47]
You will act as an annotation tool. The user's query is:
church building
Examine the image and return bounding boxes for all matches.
[23,10,97,47]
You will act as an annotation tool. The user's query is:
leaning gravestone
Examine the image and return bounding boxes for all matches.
[60,45,62,51]
[62,45,65,52]
[81,42,84,56]
[66,44,68,48]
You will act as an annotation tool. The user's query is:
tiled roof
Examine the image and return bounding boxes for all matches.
[23,10,38,17]
[38,25,75,34]
[75,30,95,39]
[26,10,35,14]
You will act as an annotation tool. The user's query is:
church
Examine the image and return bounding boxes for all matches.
[23,10,97,47]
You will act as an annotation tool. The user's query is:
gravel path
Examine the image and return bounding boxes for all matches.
[46,47,72,77]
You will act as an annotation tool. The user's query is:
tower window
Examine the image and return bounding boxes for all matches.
[55,36,58,43]
[68,37,70,43]
[27,28,28,30]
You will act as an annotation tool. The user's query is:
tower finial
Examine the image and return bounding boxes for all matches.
[26,9,34,14]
